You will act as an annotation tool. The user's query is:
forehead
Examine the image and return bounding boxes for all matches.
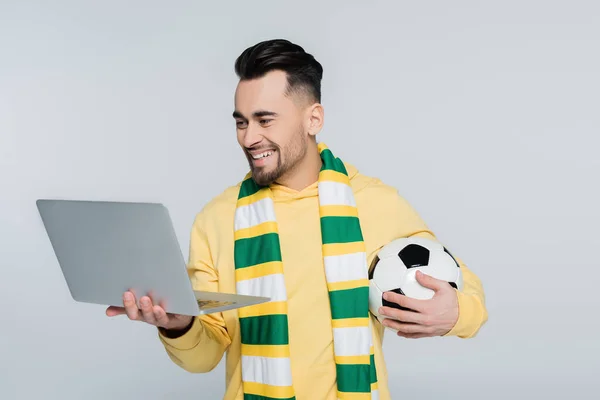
[234,70,295,114]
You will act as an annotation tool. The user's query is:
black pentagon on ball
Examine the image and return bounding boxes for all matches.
[448,282,458,289]
[443,247,460,267]
[382,288,415,312]
[368,255,379,280]
[398,244,430,269]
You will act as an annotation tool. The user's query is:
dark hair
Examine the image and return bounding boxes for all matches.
[234,39,324,103]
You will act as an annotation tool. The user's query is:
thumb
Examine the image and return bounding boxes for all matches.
[415,270,444,291]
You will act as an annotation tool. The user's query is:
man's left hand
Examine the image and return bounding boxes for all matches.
[378,270,459,338]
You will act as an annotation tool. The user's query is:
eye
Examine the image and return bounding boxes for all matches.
[259,119,273,126]
[236,120,247,129]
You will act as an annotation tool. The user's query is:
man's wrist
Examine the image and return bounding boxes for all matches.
[160,317,195,339]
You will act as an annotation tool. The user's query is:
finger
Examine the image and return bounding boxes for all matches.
[382,291,426,313]
[139,296,157,324]
[106,306,127,317]
[379,306,426,324]
[123,292,141,320]
[382,318,432,335]
[397,331,431,339]
[415,270,445,292]
[153,305,170,327]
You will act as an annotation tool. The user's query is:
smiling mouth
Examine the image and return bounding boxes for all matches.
[249,150,275,160]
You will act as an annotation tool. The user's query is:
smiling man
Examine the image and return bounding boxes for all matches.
[232,62,323,191]
[107,39,488,400]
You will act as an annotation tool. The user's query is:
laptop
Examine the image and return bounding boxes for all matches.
[36,199,269,316]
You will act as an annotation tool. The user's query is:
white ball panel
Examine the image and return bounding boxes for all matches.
[371,256,407,292]
[404,236,443,251]
[376,236,444,259]
[376,237,410,259]
[368,279,384,319]
[426,250,460,282]
[455,267,464,290]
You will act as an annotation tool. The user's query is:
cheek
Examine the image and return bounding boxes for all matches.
[236,129,244,145]
[264,120,304,155]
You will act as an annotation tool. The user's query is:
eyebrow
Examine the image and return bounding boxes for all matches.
[232,110,278,121]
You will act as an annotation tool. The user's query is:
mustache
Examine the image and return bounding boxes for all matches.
[245,143,280,152]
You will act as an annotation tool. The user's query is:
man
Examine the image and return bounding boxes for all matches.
[106,39,487,399]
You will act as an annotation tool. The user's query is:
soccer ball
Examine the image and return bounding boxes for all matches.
[368,236,463,325]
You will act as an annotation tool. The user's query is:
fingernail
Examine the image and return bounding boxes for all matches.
[383,292,389,300]
[379,307,385,316]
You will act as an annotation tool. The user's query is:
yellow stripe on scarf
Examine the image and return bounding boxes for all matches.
[331,317,370,329]
[322,241,366,257]
[234,221,278,240]
[242,344,290,358]
[238,300,287,318]
[327,278,370,292]
[336,392,372,400]
[236,188,271,207]
[320,205,359,217]
[319,169,351,185]
[335,355,371,365]
[243,382,295,399]
[235,261,284,281]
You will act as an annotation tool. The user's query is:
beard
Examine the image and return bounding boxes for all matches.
[245,127,307,187]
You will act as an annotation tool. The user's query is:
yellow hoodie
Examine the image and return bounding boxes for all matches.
[158,164,487,400]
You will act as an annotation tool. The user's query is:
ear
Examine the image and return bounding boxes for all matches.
[307,103,324,137]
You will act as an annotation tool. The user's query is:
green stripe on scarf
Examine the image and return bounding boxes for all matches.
[234,233,282,269]
[240,315,289,345]
[239,176,263,198]
[320,216,364,244]
[370,354,377,384]
[244,395,295,400]
[319,147,347,174]
[336,364,372,393]
[329,287,370,319]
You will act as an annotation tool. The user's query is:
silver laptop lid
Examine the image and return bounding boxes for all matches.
[37,199,210,315]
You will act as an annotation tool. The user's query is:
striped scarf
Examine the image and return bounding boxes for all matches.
[234,142,378,399]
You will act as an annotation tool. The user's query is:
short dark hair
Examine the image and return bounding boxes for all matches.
[234,39,324,103]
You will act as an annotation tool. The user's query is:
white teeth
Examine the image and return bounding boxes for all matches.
[252,151,273,159]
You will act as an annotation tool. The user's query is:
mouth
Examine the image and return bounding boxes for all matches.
[250,150,275,159]
[248,149,276,166]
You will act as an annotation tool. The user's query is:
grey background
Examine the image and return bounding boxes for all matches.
[1,1,598,399]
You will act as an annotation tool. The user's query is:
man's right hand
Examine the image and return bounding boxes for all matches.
[106,291,193,332]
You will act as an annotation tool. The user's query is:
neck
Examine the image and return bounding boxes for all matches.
[274,141,322,191]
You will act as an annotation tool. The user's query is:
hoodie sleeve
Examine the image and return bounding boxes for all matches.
[364,178,488,339]
[411,231,488,338]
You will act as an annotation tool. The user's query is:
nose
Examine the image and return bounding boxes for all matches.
[242,122,262,148]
